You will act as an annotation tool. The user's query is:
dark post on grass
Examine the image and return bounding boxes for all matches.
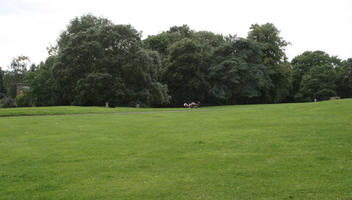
[136,100,140,108]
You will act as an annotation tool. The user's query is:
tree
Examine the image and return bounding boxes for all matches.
[49,14,168,106]
[247,23,291,103]
[208,38,271,104]
[164,38,206,105]
[27,56,59,106]
[248,23,288,62]
[193,31,226,104]
[298,64,337,101]
[143,25,195,76]
[9,56,30,74]
[291,51,341,100]
[74,72,113,106]
[336,58,352,98]
[3,56,30,98]
[112,49,170,106]
[0,96,15,108]
[15,93,32,107]
[144,28,224,105]
[144,25,194,57]
[53,15,124,104]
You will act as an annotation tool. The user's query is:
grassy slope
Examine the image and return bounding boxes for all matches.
[0,100,351,199]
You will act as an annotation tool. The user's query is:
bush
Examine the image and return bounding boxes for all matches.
[0,96,16,108]
[316,89,337,100]
[15,93,32,107]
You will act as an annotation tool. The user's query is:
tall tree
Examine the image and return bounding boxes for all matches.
[51,14,169,106]
[291,51,338,95]
[193,31,225,77]
[291,51,341,100]
[298,64,337,101]
[3,56,30,97]
[112,49,170,106]
[164,38,206,105]
[247,23,291,103]
[27,56,58,106]
[144,27,225,105]
[208,38,271,104]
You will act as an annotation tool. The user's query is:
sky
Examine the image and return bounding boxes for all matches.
[0,0,351,69]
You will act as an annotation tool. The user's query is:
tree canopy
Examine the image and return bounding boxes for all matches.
[29,14,170,107]
[291,51,342,101]
[247,23,291,103]
[2,15,351,107]
[208,38,271,104]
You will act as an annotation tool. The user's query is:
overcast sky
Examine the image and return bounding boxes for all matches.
[0,0,351,69]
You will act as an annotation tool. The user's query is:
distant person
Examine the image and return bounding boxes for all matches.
[136,100,140,108]
[184,102,189,108]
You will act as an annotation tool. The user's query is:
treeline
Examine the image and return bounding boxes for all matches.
[0,14,352,108]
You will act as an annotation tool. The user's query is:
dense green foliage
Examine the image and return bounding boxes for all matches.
[26,15,169,107]
[291,51,342,101]
[299,64,337,101]
[57,15,169,106]
[0,96,15,108]
[247,23,291,103]
[0,68,6,98]
[27,56,57,106]
[336,58,352,98]
[1,100,352,199]
[1,14,351,107]
[14,93,32,107]
[208,38,270,104]
[164,38,206,104]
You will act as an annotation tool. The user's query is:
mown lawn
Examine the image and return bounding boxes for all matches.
[0,100,351,199]
[0,106,181,117]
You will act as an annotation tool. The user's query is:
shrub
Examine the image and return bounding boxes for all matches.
[0,96,16,108]
[316,89,337,100]
[15,93,32,107]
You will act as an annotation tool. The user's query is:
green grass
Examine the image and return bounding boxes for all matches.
[0,106,181,117]
[0,100,352,199]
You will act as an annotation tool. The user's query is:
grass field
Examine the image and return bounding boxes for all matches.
[0,106,181,117]
[0,100,351,199]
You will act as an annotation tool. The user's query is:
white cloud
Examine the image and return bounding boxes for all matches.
[0,0,351,69]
